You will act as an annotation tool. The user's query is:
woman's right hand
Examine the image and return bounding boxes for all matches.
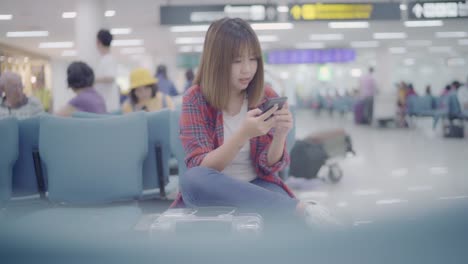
[240,105,278,139]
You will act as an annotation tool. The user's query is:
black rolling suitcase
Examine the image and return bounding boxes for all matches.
[289,129,354,183]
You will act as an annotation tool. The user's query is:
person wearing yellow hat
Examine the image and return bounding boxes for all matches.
[122,68,174,113]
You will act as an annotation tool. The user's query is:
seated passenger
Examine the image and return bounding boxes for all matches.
[56,61,106,116]
[122,68,174,113]
[170,18,335,227]
[0,72,44,120]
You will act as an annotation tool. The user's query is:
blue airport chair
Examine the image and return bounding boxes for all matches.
[144,110,171,198]
[73,110,171,199]
[40,112,148,204]
[12,113,147,236]
[12,116,47,198]
[0,118,19,205]
[170,108,187,178]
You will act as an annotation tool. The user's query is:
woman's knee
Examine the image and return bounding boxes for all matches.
[180,166,215,197]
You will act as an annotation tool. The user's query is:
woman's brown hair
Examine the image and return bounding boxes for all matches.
[194,17,264,110]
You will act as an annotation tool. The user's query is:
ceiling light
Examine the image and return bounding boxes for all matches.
[120,47,145,55]
[0,14,13,20]
[350,41,379,48]
[294,42,325,49]
[178,46,193,53]
[309,34,343,41]
[170,25,209,32]
[111,39,144,46]
[404,58,415,66]
[350,68,362,77]
[110,28,132,35]
[39,42,74,48]
[105,10,116,17]
[399,4,407,11]
[251,23,294,30]
[62,12,77,19]
[30,76,37,84]
[404,20,443,27]
[428,46,452,53]
[61,50,77,57]
[373,32,407,39]
[328,21,369,29]
[193,45,204,53]
[406,40,432,47]
[389,47,407,54]
[458,39,468,45]
[277,6,289,13]
[6,31,49,37]
[175,37,205,45]
[258,35,279,42]
[435,32,468,38]
[376,199,407,205]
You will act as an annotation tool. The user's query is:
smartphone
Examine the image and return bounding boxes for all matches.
[262,96,288,113]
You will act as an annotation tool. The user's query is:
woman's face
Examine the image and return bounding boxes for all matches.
[230,48,258,93]
[134,85,153,102]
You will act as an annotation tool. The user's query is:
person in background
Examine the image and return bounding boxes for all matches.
[406,83,417,98]
[458,76,468,111]
[0,72,44,120]
[122,68,174,113]
[425,85,437,109]
[359,67,377,123]
[425,85,432,96]
[441,85,451,96]
[56,61,106,117]
[170,17,335,227]
[184,68,194,93]
[95,29,119,112]
[155,64,178,96]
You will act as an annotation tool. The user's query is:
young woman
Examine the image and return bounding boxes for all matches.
[122,68,174,113]
[56,61,106,117]
[171,18,334,226]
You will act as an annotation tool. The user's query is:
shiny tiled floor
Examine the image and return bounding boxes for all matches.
[289,109,468,225]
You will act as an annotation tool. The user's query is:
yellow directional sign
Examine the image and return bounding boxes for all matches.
[290,3,376,20]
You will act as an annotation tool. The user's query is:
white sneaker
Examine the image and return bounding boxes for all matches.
[303,200,342,228]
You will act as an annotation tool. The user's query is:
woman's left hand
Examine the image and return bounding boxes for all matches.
[272,102,293,138]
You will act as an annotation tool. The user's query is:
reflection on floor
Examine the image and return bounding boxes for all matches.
[289,109,468,226]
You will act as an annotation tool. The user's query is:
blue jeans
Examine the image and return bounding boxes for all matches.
[180,167,299,215]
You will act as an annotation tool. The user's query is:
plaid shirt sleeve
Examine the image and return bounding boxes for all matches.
[254,86,291,175]
[179,87,215,168]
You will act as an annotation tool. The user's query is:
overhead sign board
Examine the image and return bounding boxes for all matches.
[409,1,468,19]
[160,5,278,25]
[288,3,401,21]
[267,49,355,65]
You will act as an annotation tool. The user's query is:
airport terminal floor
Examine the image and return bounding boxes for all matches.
[291,110,468,225]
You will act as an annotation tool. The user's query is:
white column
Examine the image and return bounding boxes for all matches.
[75,0,105,68]
[374,47,395,92]
[51,59,74,112]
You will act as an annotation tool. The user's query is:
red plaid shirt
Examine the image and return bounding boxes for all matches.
[170,85,295,208]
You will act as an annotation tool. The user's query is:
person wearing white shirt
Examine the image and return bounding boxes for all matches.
[94,29,119,112]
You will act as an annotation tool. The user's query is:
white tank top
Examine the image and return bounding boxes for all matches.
[222,99,257,182]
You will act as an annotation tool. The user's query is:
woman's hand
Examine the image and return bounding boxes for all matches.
[239,105,278,139]
[272,102,293,138]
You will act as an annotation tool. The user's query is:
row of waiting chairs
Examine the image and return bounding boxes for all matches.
[406,94,468,129]
[1,109,187,206]
[0,110,188,237]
